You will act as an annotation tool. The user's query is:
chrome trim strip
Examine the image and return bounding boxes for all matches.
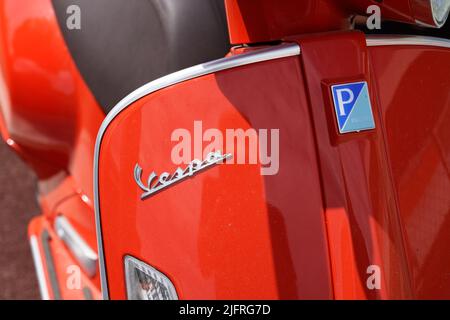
[30,236,50,300]
[54,216,98,277]
[41,229,61,299]
[93,43,301,299]
[414,19,439,29]
[366,35,450,48]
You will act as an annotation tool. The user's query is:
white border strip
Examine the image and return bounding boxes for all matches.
[93,43,301,299]
[30,236,50,300]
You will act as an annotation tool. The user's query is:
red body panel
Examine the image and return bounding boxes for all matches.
[99,33,450,299]
[99,57,333,299]
[0,0,103,298]
[224,0,349,44]
[369,44,450,297]
[294,32,413,299]
[97,33,450,299]
[0,0,448,300]
[224,0,433,44]
[0,0,103,198]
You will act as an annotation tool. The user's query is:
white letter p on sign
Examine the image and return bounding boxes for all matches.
[335,88,354,116]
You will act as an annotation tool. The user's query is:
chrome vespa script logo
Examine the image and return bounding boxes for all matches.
[134,150,232,200]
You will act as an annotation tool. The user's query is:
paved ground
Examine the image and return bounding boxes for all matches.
[0,141,40,299]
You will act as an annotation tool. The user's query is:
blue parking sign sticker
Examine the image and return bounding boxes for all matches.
[331,81,375,134]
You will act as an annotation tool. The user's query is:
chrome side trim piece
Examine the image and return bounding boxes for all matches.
[54,216,98,277]
[41,229,61,299]
[30,236,50,300]
[93,43,301,299]
[366,35,450,48]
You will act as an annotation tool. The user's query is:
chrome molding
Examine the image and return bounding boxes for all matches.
[93,43,301,299]
[29,236,50,300]
[366,35,450,48]
[41,229,61,299]
[54,216,98,277]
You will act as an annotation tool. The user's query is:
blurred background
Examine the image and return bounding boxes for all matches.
[0,141,39,299]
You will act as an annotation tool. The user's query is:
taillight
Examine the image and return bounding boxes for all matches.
[124,256,178,300]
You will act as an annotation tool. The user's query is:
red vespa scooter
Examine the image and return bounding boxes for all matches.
[0,0,449,300]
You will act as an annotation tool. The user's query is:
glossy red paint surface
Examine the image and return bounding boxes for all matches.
[0,0,104,199]
[369,44,450,298]
[291,32,450,299]
[0,0,103,297]
[224,0,350,44]
[98,56,333,299]
[343,0,425,25]
[98,32,449,299]
[224,0,430,44]
[294,32,413,299]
